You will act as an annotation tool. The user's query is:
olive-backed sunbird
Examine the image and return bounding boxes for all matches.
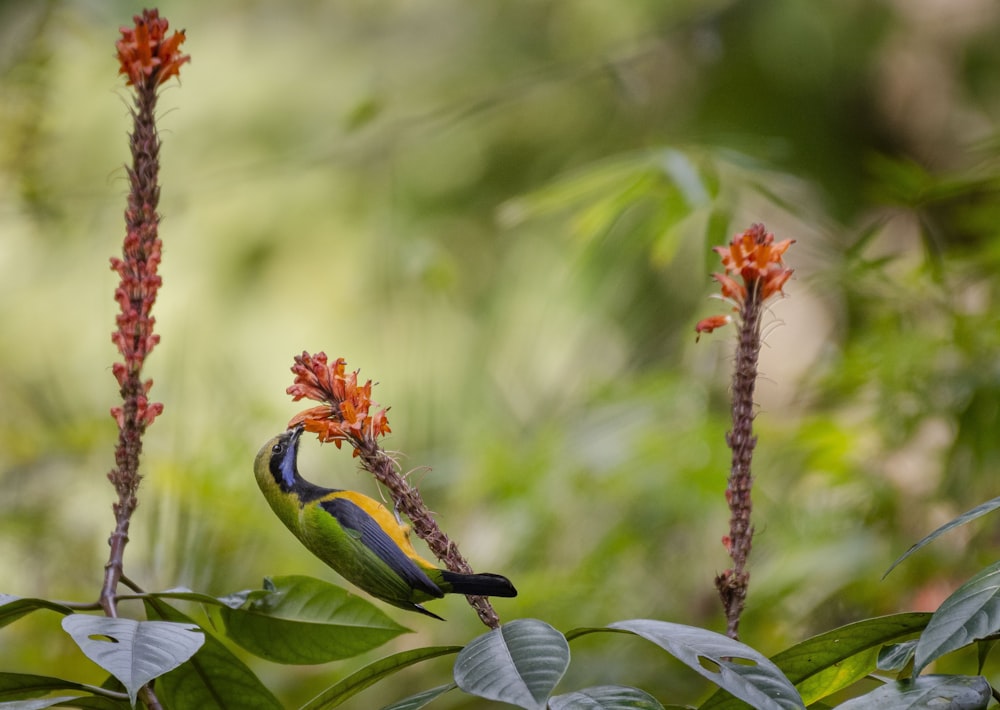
[253,424,517,619]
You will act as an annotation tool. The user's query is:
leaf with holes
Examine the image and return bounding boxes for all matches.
[607,620,803,710]
[60,615,203,706]
[698,613,929,709]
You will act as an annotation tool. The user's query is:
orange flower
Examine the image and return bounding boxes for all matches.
[712,224,794,303]
[696,223,794,339]
[695,315,732,341]
[287,352,391,452]
[116,9,190,88]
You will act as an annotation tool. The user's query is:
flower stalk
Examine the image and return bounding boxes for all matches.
[697,224,793,640]
[287,351,503,628]
[100,9,188,691]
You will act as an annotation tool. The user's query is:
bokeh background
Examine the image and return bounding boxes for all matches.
[3,0,1000,707]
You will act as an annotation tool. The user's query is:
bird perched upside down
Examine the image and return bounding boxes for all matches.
[253,424,517,619]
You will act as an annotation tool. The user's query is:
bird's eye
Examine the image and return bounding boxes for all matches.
[272,443,283,454]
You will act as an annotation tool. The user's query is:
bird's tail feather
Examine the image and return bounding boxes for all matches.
[440,571,517,598]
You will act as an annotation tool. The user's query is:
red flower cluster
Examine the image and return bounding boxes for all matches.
[116,8,190,88]
[109,225,164,432]
[696,223,794,338]
[287,352,392,454]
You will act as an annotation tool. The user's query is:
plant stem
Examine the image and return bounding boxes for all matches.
[356,439,502,628]
[715,284,762,640]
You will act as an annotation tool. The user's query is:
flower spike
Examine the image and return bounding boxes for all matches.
[699,224,795,640]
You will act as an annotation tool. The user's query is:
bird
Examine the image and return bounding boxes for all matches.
[253,424,517,619]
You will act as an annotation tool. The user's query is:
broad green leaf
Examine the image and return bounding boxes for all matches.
[0,699,128,710]
[0,699,79,709]
[0,697,130,710]
[143,599,282,709]
[884,495,1000,577]
[43,696,130,710]
[914,561,1000,675]
[454,618,570,710]
[549,685,664,709]
[794,647,879,707]
[300,646,460,709]
[220,575,407,664]
[0,674,129,710]
[699,612,930,709]
[0,673,85,700]
[380,684,455,710]
[0,596,73,629]
[605,620,803,710]
[836,675,990,709]
[60,615,204,707]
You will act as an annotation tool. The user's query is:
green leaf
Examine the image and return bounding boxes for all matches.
[379,683,455,710]
[975,639,996,673]
[219,575,407,664]
[658,149,711,208]
[0,699,79,710]
[143,599,282,709]
[0,596,73,629]
[877,641,917,673]
[836,675,991,709]
[0,673,84,701]
[914,561,1000,676]
[497,153,658,228]
[454,618,570,710]
[604,620,803,710]
[0,702,128,710]
[698,612,930,709]
[549,685,664,709]
[45,696,130,710]
[299,646,460,709]
[60,615,204,707]
[0,674,129,710]
[884,495,1000,577]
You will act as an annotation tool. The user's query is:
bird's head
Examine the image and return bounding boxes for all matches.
[254,423,305,492]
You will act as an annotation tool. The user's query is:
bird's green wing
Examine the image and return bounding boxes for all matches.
[319,497,443,600]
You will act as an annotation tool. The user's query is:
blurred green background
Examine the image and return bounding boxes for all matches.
[2,0,1000,707]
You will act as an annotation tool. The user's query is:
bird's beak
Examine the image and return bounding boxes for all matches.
[289,422,305,443]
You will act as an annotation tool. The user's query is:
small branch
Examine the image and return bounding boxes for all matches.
[120,573,147,593]
[140,684,165,710]
[77,684,132,702]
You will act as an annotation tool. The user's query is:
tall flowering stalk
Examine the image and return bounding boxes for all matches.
[696,224,794,640]
[101,9,188,622]
[287,351,503,629]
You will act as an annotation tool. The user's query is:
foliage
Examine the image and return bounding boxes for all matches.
[3,0,1000,709]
